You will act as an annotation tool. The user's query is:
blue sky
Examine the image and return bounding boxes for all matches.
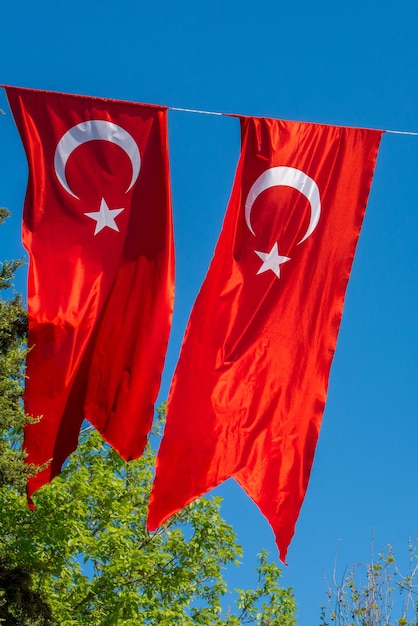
[1,1,418,623]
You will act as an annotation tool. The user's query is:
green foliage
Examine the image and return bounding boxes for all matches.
[0,425,296,625]
[320,541,418,626]
[0,557,56,626]
[0,209,55,624]
[0,207,34,490]
[0,211,296,624]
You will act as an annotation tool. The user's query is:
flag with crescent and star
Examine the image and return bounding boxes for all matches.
[5,86,174,505]
[147,116,383,562]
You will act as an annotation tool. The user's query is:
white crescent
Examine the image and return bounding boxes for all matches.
[244,166,321,245]
[54,120,141,199]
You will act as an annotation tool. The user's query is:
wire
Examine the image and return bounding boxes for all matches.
[169,106,223,116]
[3,86,418,135]
[385,129,418,136]
[168,105,418,135]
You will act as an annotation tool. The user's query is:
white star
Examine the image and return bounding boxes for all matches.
[255,243,291,279]
[85,198,124,235]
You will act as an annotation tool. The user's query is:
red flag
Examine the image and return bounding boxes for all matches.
[5,87,174,503]
[147,116,382,562]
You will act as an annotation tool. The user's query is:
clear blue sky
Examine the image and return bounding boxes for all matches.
[1,1,418,623]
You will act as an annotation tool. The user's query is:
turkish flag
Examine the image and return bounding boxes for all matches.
[6,87,174,503]
[147,116,382,562]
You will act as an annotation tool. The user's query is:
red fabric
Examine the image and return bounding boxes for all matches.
[6,87,174,503]
[147,116,382,562]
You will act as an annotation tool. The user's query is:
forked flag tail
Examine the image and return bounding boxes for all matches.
[147,116,382,562]
[5,86,174,505]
